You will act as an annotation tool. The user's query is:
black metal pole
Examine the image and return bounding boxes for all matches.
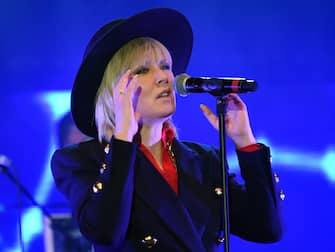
[0,164,26,252]
[216,96,230,252]
[0,164,53,219]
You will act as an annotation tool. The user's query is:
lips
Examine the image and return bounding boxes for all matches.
[156,89,171,99]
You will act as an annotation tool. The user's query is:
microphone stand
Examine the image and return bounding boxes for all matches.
[0,156,89,251]
[176,74,258,252]
[0,157,26,251]
[216,96,230,252]
[0,164,54,220]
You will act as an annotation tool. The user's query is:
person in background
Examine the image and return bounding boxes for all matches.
[51,8,284,252]
[49,111,92,251]
[57,112,90,148]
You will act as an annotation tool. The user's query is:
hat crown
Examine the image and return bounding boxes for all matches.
[83,19,124,59]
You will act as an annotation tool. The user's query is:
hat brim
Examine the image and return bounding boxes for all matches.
[71,8,193,137]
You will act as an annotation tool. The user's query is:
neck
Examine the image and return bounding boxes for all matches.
[140,123,164,166]
[140,123,163,148]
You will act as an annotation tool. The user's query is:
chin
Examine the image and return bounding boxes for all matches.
[159,109,175,120]
[165,106,176,116]
[160,112,173,119]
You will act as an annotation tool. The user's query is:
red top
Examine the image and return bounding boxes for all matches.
[139,127,178,194]
[238,143,260,152]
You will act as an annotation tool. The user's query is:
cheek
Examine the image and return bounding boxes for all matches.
[133,88,151,111]
[136,80,154,101]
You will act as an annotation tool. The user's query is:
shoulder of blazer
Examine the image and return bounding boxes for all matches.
[52,139,105,168]
[176,140,218,157]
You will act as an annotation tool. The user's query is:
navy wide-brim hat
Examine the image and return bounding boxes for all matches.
[71,8,193,137]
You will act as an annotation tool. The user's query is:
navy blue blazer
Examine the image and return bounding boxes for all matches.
[51,138,283,251]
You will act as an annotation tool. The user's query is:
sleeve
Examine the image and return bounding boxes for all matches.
[51,138,137,247]
[228,143,284,243]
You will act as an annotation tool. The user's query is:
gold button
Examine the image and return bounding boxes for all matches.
[100,163,107,174]
[279,190,285,201]
[217,236,225,243]
[92,181,103,193]
[104,144,110,154]
[141,235,158,248]
[274,173,280,183]
[214,187,223,196]
[144,235,152,241]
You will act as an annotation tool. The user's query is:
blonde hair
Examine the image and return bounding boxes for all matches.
[95,37,177,142]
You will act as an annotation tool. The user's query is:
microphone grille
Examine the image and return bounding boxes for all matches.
[174,73,190,97]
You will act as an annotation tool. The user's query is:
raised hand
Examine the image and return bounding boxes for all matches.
[200,94,256,149]
[113,70,141,142]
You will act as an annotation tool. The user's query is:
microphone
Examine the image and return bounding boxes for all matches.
[175,73,258,97]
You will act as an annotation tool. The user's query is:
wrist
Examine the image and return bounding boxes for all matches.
[233,135,257,149]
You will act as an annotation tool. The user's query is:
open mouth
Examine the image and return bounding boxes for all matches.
[157,89,171,99]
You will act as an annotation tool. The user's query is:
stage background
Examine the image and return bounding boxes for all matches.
[1,0,334,251]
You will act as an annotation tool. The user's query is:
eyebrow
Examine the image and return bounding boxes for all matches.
[134,58,171,67]
[159,59,171,65]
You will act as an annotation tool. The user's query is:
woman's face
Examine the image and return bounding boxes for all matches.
[131,48,176,125]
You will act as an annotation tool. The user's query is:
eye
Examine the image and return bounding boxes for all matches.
[160,64,171,70]
[133,66,149,75]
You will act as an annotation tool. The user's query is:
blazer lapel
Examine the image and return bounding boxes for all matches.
[134,151,206,252]
[173,141,213,238]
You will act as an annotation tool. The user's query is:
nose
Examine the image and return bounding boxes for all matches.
[153,66,169,86]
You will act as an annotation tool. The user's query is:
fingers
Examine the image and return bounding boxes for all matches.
[113,70,129,101]
[224,93,247,110]
[200,104,219,130]
[127,74,139,99]
[116,70,131,92]
[114,70,139,101]
[112,70,140,141]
